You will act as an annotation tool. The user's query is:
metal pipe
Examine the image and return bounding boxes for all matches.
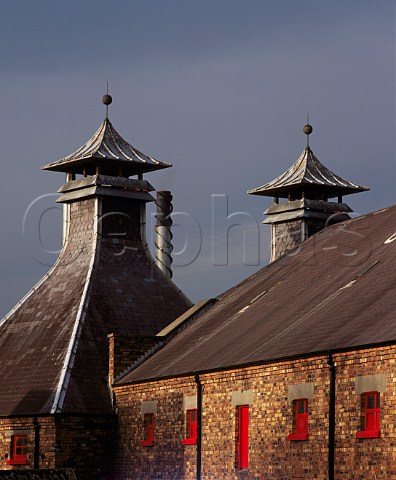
[155,191,173,279]
[194,374,202,480]
[327,352,336,480]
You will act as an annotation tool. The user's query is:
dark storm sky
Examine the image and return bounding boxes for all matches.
[0,0,394,316]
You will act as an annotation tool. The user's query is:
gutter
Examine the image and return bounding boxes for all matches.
[116,339,396,387]
[327,352,336,480]
[194,374,202,480]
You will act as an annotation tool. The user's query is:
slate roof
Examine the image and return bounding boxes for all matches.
[248,146,369,199]
[42,118,171,176]
[119,205,396,384]
[0,196,190,416]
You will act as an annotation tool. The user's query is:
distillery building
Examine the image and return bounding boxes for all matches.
[0,98,395,480]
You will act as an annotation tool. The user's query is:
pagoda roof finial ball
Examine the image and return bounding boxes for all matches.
[102,94,113,106]
[303,124,313,135]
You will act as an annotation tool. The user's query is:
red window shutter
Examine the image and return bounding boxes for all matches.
[147,414,154,441]
[189,409,197,440]
[183,409,198,445]
[356,392,381,439]
[288,399,309,441]
[238,406,249,470]
[364,393,380,430]
[296,399,308,434]
[141,413,155,446]
[6,435,28,465]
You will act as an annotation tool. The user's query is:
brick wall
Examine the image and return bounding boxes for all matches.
[0,415,116,480]
[55,415,116,480]
[108,334,159,385]
[115,377,198,480]
[114,346,396,479]
[0,417,56,470]
[333,345,396,480]
[199,359,329,480]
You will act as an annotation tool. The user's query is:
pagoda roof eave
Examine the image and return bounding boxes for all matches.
[42,155,171,176]
[248,146,369,199]
[41,118,171,175]
[248,182,369,199]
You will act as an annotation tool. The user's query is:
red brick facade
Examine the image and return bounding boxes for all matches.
[0,415,115,480]
[114,345,396,479]
[0,417,56,470]
[108,334,159,386]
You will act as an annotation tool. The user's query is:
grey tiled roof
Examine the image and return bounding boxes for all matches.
[42,118,170,176]
[248,146,369,198]
[118,205,396,384]
[0,198,191,415]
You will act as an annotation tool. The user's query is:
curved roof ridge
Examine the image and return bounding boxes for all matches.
[248,146,369,198]
[42,118,171,175]
[306,148,351,187]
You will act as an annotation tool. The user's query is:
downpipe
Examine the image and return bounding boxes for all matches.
[194,374,202,480]
[327,352,336,480]
[33,417,40,469]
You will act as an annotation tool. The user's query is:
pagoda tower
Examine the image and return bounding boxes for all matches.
[0,94,191,478]
[248,124,369,262]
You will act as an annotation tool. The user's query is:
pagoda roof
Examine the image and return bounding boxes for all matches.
[248,146,369,199]
[42,118,171,176]
[0,198,191,415]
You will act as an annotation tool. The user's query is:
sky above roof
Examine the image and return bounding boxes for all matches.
[0,0,395,317]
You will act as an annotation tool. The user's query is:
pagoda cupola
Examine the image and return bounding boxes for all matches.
[42,93,172,246]
[43,94,170,201]
[248,124,369,262]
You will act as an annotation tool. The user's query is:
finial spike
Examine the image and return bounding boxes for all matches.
[303,113,313,147]
[102,82,113,119]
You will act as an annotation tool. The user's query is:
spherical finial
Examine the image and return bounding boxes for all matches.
[102,94,113,106]
[303,124,313,135]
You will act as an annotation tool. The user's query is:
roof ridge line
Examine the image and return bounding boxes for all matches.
[299,146,312,181]
[51,197,102,414]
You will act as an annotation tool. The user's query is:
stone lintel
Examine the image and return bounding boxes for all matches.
[355,374,386,395]
[183,395,197,411]
[231,390,253,406]
[287,383,314,401]
[140,400,157,417]
[5,429,32,437]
